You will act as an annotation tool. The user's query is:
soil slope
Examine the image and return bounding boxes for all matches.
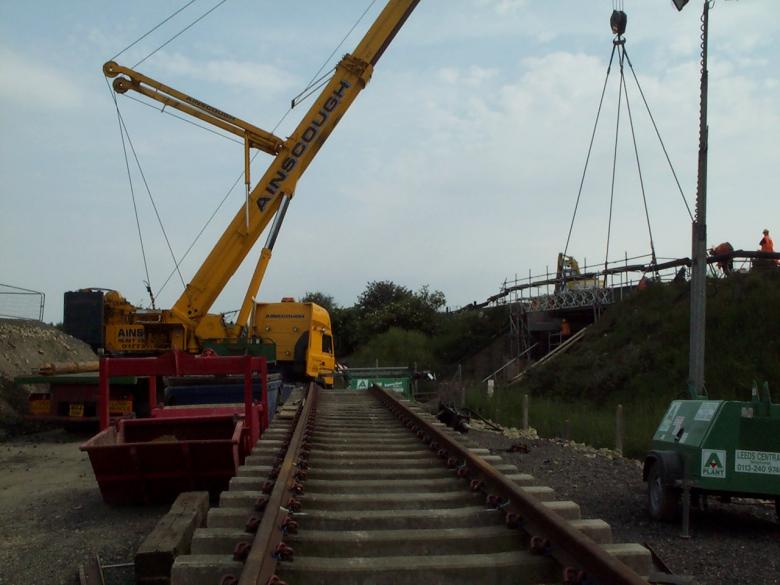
[519,270,780,404]
[0,319,96,432]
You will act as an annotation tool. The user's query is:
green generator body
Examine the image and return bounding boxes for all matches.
[644,385,780,519]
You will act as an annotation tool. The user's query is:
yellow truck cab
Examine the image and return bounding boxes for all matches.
[253,299,335,387]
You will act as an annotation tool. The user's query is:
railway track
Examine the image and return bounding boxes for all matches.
[171,386,652,585]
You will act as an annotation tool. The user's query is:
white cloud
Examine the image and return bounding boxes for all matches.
[0,47,83,109]
[290,45,777,307]
[475,0,529,15]
[2,1,778,319]
[437,65,498,87]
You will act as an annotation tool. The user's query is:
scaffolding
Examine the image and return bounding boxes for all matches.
[496,253,683,313]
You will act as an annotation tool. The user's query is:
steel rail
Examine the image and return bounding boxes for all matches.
[236,383,320,585]
[369,385,648,585]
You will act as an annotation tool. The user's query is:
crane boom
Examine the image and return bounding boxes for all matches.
[81,0,421,359]
[172,0,420,326]
[105,0,419,332]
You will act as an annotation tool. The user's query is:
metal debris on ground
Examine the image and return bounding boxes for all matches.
[507,443,530,453]
[435,401,470,433]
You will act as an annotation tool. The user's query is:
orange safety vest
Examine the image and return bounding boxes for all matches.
[760,235,775,253]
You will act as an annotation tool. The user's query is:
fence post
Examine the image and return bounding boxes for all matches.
[522,394,529,431]
[457,363,464,407]
[615,404,624,455]
[413,361,418,400]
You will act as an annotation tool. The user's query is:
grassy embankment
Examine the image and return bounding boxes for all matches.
[466,270,780,458]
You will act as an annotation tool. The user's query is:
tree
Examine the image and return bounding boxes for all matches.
[354,280,446,343]
[299,291,337,315]
[356,281,410,312]
[348,327,435,368]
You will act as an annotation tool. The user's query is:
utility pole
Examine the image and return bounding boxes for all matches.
[675,0,712,399]
[687,1,711,399]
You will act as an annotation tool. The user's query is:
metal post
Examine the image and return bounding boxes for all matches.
[243,356,253,444]
[522,394,529,431]
[413,361,418,400]
[147,375,157,414]
[98,356,109,431]
[688,1,710,399]
[260,358,269,429]
[680,454,691,538]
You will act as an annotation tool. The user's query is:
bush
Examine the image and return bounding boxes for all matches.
[347,328,436,369]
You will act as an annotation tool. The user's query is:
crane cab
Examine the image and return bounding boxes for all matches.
[253,301,335,387]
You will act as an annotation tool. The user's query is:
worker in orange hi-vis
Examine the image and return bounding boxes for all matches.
[708,241,734,274]
[560,318,571,339]
[759,229,775,252]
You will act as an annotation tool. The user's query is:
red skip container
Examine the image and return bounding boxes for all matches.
[80,351,268,504]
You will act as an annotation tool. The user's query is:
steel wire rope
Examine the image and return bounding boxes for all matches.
[159,0,383,296]
[619,44,658,269]
[133,0,229,69]
[562,44,618,259]
[273,0,379,132]
[116,111,188,293]
[111,89,250,301]
[156,0,378,297]
[292,0,379,108]
[154,151,260,299]
[109,0,199,62]
[120,93,243,145]
[291,70,337,110]
[622,48,694,221]
[105,0,232,302]
[604,47,627,276]
[105,77,155,307]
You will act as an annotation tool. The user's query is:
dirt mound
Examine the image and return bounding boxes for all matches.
[0,319,96,430]
[519,270,780,404]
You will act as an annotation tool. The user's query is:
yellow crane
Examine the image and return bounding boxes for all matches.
[66,0,421,385]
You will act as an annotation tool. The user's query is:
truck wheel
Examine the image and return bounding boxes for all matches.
[647,461,679,521]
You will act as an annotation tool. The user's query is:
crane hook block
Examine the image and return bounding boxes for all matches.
[610,10,627,36]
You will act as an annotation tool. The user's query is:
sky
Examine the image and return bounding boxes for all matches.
[1,0,778,322]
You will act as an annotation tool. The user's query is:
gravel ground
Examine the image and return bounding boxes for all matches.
[468,428,780,585]
[0,429,166,585]
[3,417,778,585]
